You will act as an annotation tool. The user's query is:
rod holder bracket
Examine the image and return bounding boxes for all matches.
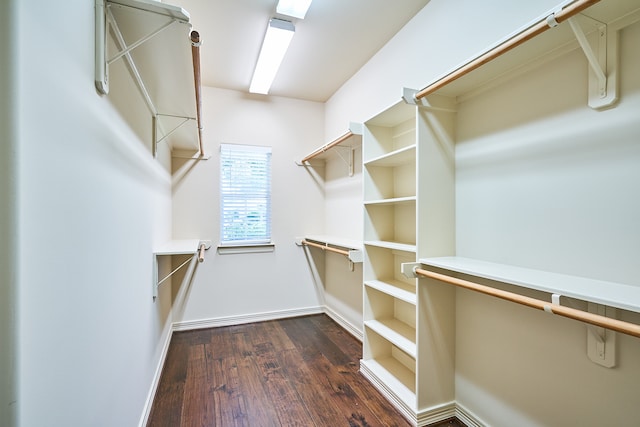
[401,262,422,279]
[587,302,616,368]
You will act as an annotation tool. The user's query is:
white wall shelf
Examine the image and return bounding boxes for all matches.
[297,123,363,176]
[296,235,363,264]
[153,239,210,299]
[365,319,417,358]
[95,0,204,158]
[418,256,640,314]
[364,241,417,253]
[411,0,640,110]
[365,280,417,305]
[364,145,417,168]
[364,196,416,206]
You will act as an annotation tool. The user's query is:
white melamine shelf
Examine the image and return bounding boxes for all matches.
[420,257,640,313]
[364,196,416,206]
[365,280,416,305]
[154,239,201,255]
[364,145,416,167]
[304,235,362,251]
[365,240,416,253]
[98,0,203,157]
[365,319,417,358]
[360,358,416,403]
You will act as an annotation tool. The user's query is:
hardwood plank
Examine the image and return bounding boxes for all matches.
[148,315,432,427]
[247,326,313,425]
[279,347,347,425]
[279,316,353,366]
[229,327,280,426]
[280,316,409,427]
[210,352,250,427]
[181,344,214,427]
[146,336,189,426]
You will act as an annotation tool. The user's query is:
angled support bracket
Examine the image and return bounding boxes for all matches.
[568,16,618,110]
[587,302,616,368]
[332,146,355,177]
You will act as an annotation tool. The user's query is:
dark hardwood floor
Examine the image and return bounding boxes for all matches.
[147,314,464,427]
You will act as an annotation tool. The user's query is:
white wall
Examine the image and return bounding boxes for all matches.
[453,20,640,426]
[325,0,566,138]
[325,0,640,426]
[1,1,17,425]
[322,143,364,333]
[15,1,174,426]
[171,87,326,324]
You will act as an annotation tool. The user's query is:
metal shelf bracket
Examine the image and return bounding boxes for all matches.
[568,16,618,110]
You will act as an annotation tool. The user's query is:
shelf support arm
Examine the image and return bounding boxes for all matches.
[106,5,158,116]
[568,17,607,99]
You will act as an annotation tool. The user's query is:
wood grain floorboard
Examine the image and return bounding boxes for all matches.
[147,315,417,427]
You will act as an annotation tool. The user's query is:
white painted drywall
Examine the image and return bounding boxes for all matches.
[170,87,326,324]
[453,20,640,426]
[14,1,175,426]
[0,1,17,425]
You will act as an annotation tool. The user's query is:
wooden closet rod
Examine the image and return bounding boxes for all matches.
[414,0,601,100]
[198,243,206,263]
[301,131,353,163]
[414,268,640,338]
[190,30,204,157]
[302,239,350,257]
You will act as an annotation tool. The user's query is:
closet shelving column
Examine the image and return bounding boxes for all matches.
[360,99,455,424]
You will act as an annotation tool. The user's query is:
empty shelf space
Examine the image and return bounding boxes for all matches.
[365,280,416,305]
[360,358,416,406]
[365,240,417,253]
[364,145,416,167]
[365,319,416,358]
[364,196,416,206]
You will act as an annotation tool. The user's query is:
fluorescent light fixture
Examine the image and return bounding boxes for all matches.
[249,18,295,95]
[276,0,312,19]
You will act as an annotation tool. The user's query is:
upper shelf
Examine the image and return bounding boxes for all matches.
[419,256,640,313]
[297,123,363,176]
[408,0,640,109]
[95,0,204,158]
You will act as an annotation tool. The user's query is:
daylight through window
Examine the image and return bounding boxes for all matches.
[220,144,272,245]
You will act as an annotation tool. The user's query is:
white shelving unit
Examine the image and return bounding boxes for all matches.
[153,239,210,299]
[358,1,640,424]
[360,99,456,424]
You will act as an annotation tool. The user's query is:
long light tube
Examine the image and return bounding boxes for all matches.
[276,0,312,19]
[249,18,295,95]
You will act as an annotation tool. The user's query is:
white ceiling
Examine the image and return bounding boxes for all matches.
[177,0,431,102]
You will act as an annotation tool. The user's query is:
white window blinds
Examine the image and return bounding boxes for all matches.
[220,144,272,245]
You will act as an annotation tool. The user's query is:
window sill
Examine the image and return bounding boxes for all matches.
[217,243,275,255]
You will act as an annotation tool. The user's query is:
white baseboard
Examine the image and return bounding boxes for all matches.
[171,305,324,331]
[455,402,487,427]
[138,325,174,427]
[323,305,363,342]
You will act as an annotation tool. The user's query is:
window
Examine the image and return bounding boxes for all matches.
[220,143,272,246]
